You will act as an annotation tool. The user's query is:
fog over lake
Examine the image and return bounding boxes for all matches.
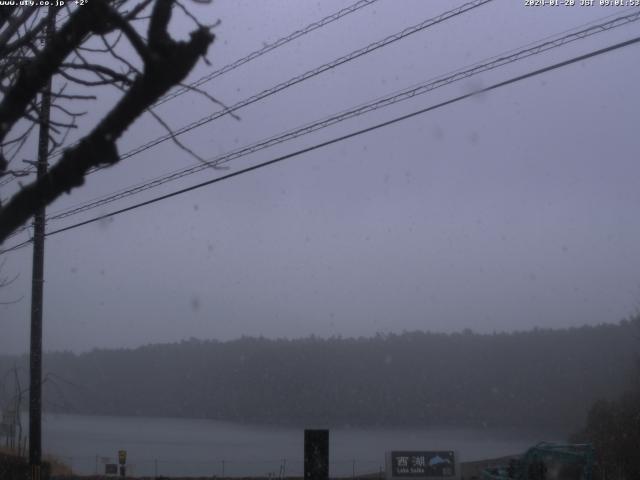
[42,413,561,477]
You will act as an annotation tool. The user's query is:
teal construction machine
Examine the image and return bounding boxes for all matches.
[481,443,594,480]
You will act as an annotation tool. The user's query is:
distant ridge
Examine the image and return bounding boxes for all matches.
[1,320,637,432]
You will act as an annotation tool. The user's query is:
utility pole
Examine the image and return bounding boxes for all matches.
[29,7,56,480]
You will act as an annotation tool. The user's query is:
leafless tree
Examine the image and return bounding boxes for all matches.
[0,258,21,304]
[0,0,217,244]
[0,365,25,455]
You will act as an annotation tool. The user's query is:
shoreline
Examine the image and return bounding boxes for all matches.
[3,448,518,480]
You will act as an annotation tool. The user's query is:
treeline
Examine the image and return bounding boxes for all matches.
[1,320,638,431]
[572,390,640,478]
[570,320,640,478]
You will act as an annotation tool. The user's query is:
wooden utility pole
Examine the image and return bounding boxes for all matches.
[29,8,56,480]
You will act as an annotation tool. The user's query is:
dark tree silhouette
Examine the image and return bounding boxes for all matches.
[2,321,637,431]
[571,314,640,479]
[0,0,215,243]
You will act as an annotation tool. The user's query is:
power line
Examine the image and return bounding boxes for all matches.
[4,5,637,241]
[154,0,381,107]
[5,7,638,244]
[1,237,31,254]
[2,33,638,255]
[7,0,491,188]
[33,9,640,227]
[2,0,381,185]
[95,0,494,166]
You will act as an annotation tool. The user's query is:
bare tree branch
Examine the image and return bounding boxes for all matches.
[146,106,209,164]
[0,0,214,243]
[0,7,37,55]
[175,81,240,120]
[0,258,22,304]
[0,1,119,154]
[123,0,156,20]
[0,14,48,58]
[61,62,134,86]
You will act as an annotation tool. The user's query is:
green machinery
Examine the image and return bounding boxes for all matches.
[481,443,594,480]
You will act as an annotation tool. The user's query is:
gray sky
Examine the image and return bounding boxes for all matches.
[1,0,639,354]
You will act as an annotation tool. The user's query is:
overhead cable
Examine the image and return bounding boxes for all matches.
[15,0,490,188]
[154,0,381,107]
[4,0,381,183]
[100,0,495,164]
[3,33,639,255]
[39,9,640,224]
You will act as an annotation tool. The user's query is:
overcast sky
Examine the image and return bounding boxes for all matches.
[1,0,639,355]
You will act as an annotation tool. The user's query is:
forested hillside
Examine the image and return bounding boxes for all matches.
[1,320,637,431]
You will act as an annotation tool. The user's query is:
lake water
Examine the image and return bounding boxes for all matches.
[41,413,563,477]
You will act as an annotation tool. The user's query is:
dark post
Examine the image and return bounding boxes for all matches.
[29,8,55,480]
[304,429,329,480]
